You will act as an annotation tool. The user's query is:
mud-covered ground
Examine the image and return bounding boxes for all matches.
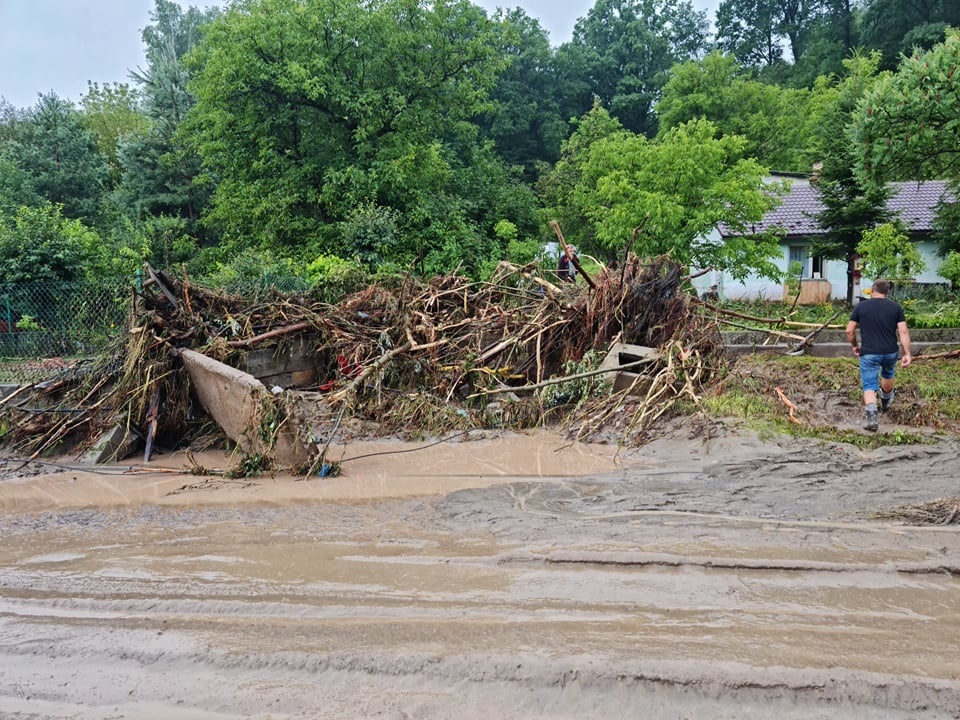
[1,426,959,719]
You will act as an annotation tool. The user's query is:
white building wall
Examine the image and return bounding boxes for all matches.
[691,238,949,301]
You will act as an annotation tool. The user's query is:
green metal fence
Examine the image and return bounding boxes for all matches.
[0,278,132,382]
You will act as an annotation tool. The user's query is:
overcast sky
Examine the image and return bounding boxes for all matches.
[0,0,718,111]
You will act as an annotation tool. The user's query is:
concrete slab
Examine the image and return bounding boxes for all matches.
[82,423,139,464]
[600,343,659,395]
[237,336,318,389]
[178,349,315,469]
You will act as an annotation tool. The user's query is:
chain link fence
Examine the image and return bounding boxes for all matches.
[1,278,132,383]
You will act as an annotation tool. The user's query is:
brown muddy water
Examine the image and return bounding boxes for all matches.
[1,429,959,719]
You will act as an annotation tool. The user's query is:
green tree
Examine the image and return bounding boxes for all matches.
[478,9,567,179]
[852,29,960,184]
[851,30,960,254]
[80,82,150,184]
[938,250,960,289]
[656,51,819,171]
[714,0,831,71]
[563,0,710,136]
[117,0,218,232]
[857,222,926,283]
[538,102,625,259]
[574,118,786,278]
[859,0,956,71]
[0,94,109,223]
[787,0,858,86]
[0,203,103,282]
[812,51,892,304]
[185,0,514,273]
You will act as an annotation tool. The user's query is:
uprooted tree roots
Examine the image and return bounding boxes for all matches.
[0,254,726,465]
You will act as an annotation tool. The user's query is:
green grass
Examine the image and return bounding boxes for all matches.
[717,298,960,330]
[698,354,960,447]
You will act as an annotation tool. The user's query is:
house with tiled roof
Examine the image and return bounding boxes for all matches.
[694,177,953,301]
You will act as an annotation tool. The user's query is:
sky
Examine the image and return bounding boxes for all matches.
[0,0,718,111]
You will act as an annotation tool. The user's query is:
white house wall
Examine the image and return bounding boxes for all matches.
[692,239,949,301]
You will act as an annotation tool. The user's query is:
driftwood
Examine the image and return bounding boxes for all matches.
[469,355,659,398]
[793,312,841,354]
[914,347,960,361]
[550,220,597,290]
[226,321,313,349]
[1,255,726,458]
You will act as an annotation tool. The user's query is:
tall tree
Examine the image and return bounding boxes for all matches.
[477,8,567,179]
[185,0,515,271]
[538,102,626,260]
[852,29,960,254]
[714,0,830,71]
[80,82,150,185]
[657,51,821,171]
[0,94,109,223]
[859,0,955,71]
[117,0,218,229]
[812,52,892,303]
[563,0,710,136]
[852,29,960,183]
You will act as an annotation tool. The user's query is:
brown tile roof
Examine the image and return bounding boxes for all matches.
[720,179,952,238]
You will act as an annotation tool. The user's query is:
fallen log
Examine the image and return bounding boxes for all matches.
[226,321,313,349]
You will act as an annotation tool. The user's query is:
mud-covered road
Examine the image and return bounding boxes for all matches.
[2,429,959,719]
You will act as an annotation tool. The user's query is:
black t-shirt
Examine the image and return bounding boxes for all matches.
[850,297,905,355]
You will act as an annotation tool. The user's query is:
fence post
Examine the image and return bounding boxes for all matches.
[4,293,10,335]
[135,267,144,292]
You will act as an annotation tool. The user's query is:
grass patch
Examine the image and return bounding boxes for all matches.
[700,353,960,446]
[717,298,960,330]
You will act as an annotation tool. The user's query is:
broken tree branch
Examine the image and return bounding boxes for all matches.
[468,356,659,398]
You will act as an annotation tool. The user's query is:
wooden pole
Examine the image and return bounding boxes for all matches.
[550,221,597,290]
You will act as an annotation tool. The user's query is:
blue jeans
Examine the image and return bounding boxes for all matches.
[859,352,899,392]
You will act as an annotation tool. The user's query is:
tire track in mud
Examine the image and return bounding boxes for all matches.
[2,432,960,719]
[2,497,960,719]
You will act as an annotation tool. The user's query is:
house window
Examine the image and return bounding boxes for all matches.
[788,246,810,278]
[812,255,824,278]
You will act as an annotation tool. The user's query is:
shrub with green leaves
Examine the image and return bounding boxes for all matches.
[305,254,367,304]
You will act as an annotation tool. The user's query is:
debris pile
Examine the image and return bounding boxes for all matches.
[873,497,960,525]
[0,255,725,469]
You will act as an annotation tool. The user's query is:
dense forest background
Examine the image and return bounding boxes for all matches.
[2,0,960,294]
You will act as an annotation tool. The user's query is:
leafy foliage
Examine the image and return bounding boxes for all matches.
[856,222,926,282]
[0,95,109,223]
[656,51,819,171]
[811,52,892,304]
[0,203,103,282]
[574,117,785,277]
[859,0,956,70]
[852,29,960,184]
[564,0,710,136]
[117,0,217,234]
[185,0,511,269]
[939,251,960,289]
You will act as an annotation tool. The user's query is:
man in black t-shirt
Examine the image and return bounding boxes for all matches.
[845,279,913,431]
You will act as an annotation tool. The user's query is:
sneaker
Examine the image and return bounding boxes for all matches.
[880,389,895,412]
[864,408,879,431]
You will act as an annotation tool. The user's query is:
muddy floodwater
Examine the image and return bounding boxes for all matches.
[2,428,960,719]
